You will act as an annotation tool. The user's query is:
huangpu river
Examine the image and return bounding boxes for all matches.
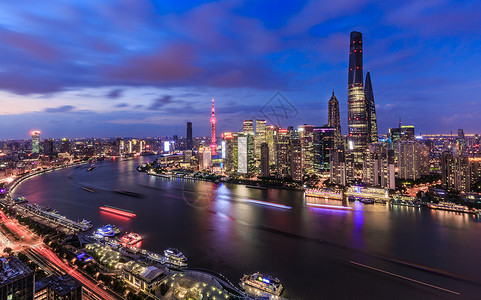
[13,157,481,299]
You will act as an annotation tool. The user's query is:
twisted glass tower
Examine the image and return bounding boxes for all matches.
[347,31,368,151]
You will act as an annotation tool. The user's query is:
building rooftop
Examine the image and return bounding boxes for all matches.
[35,274,82,296]
[123,261,164,282]
[0,256,33,286]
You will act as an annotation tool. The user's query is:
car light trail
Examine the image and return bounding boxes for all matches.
[34,246,116,300]
[243,199,292,209]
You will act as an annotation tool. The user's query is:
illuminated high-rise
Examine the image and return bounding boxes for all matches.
[364,71,378,143]
[31,130,40,154]
[255,120,266,164]
[298,125,314,174]
[347,31,368,152]
[210,98,217,156]
[243,120,254,135]
[276,129,290,178]
[328,91,342,148]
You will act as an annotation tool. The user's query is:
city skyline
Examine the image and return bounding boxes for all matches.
[1,1,481,139]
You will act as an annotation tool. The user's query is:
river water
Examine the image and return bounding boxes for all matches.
[12,157,481,299]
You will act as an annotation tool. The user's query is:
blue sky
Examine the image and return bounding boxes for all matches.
[0,0,480,139]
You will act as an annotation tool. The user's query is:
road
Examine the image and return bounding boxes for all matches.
[0,208,120,300]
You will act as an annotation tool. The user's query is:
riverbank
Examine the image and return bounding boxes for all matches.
[138,167,305,192]
[5,158,281,299]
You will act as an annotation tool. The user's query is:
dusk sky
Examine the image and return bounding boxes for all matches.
[1,0,480,139]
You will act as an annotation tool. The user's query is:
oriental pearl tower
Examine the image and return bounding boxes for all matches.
[210,97,217,156]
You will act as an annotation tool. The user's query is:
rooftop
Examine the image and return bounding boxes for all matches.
[123,261,164,282]
[35,274,82,296]
[0,256,33,286]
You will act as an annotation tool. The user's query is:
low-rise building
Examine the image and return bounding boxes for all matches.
[34,274,82,300]
[122,261,165,293]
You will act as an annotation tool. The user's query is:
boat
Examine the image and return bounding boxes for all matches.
[427,202,479,215]
[94,224,120,237]
[113,190,144,198]
[390,196,420,208]
[120,232,142,245]
[305,188,343,200]
[246,185,267,190]
[240,272,283,297]
[163,248,188,268]
[100,205,136,218]
[87,165,96,172]
[13,197,28,204]
[359,198,374,204]
[81,186,97,193]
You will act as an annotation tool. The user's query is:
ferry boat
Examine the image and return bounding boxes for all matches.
[87,164,96,172]
[13,197,28,204]
[120,232,142,245]
[305,188,343,200]
[81,186,96,193]
[114,190,144,198]
[246,185,268,190]
[240,272,283,297]
[94,224,120,237]
[427,202,479,215]
[99,205,136,218]
[359,198,375,204]
[163,248,188,268]
[391,196,420,208]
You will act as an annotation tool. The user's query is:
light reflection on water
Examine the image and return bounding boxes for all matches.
[11,157,481,299]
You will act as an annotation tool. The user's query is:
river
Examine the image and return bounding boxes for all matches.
[12,157,481,299]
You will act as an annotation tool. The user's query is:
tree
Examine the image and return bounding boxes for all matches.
[3,247,13,255]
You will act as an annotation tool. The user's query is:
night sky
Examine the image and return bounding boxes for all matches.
[1,0,480,139]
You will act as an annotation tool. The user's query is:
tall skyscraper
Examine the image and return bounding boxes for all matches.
[186,122,193,150]
[276,129,291,178]
[243,120,254,135]
[260,142,270,177]
[328,91,342,148]
[290,139,302,181]
[298,125,314,174]
[255,119,266,164]
[43,138,54,155]
[313,127,335,173]
[31,130,40,154]
[198,146,212,170]
[210,98,217,156]
[347,31,369,152]
[364,71,378,143]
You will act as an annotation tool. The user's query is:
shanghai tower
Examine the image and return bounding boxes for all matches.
[347,31,369,152]
[364,71,378,143]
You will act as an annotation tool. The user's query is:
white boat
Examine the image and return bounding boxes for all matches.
[163,248,188,268]
[240,272,283,297]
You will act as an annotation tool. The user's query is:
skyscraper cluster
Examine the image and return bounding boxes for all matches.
[187,31,479,193]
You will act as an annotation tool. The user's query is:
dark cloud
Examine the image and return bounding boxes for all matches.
[44,105,76,113]
[107,88,124,99]
[114,103,129,108]
[149,95,174,110]
[0,1,480,135]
